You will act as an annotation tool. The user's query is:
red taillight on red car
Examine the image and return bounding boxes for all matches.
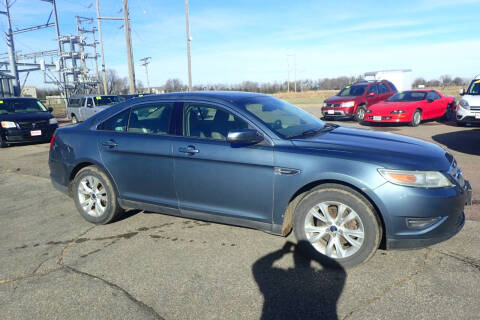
[49,134,56,149]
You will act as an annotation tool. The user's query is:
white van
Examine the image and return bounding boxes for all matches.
[457,75,480,126]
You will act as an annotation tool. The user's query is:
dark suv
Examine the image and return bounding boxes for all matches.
[322,80,397,122]
[49,92,471,267]
[0,97,58,147]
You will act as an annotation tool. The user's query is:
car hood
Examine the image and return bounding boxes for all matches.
[368,101,418,111]
[0,112,54,122]
[325,96,360,103]
[462,95,480,106]
[291,126,451,171]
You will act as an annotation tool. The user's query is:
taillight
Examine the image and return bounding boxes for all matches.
[49,134,56,149]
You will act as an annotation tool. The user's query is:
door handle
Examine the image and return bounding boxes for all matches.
[179,146,199,154]
[102,140,118,148]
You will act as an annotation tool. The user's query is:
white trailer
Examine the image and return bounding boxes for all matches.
[364,69,412,92]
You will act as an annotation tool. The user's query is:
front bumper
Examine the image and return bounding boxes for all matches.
[321,106,354,117]
[1,125,57,144]
[374,179,472,250]
[364,113,410,123]
[456,106,480,123]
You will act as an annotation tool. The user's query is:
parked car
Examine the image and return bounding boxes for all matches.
[363,90,456,126]
[117,93,151,102]
[0,97,58,148]
[49,92,471,267]
[457,75,480,126]
[322,80,397,122]
[67,95,121,123]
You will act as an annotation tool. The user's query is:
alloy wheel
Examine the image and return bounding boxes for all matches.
[304,201,365,259]
[77,175,108,217]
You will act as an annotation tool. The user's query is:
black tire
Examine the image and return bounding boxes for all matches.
[456,121,466,127]
[409,109,422,127]
[293,184,382,268]
[0,136,8,148]
[354,106,367,122]
[71,115,78,124]
[323,116,333,121]
[72,166,124,224]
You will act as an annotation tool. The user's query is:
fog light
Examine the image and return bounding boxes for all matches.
[406,217,441,229]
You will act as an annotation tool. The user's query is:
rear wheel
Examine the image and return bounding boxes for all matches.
[73,166,124,224]
[354,106,367,122]
[293,184,382,268]
[410,109,422,127]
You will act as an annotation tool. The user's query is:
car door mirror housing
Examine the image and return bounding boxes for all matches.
[367,92,375,97]
[427,98,434,103]
[227,129,264,145]
[47,107,54,113]
[459,88,465,96]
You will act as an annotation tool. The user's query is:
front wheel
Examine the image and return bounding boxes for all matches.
[293,184,382,268]
[354,106,367,122]
[73,166,124,224]
[410,110,422,127]
[0,136,8,148]
[71,115,78,124]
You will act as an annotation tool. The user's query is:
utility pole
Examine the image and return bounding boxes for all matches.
[140,57,151,93]
[3,0,20,96]
[286,55,290,93]
[122,0,136,94]
[184,0,192,91]
[96,0,108,94]
[293,54,297,93]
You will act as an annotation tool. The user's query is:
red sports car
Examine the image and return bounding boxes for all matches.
[363,90,456,126]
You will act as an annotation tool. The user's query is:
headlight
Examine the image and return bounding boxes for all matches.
[323,102,327,107]
[342,101,355,108]
[1,121,17,129]
[378,169,453,188]
[459,99,469,110]
[49,118,58,125]
[390,110,405,114]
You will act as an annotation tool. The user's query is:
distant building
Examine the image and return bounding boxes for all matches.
[0,71,15,97]
[364,69,413,91]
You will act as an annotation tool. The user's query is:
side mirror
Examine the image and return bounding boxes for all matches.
[427,99,434,103]
[47,107,54,113]
[367,92,376,97]
[227,129,264,145]
[459,88,465,96]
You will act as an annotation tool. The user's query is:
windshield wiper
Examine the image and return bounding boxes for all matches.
[286,124,338,139]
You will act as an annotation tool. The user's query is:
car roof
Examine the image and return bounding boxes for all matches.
[0,97,38,101]
[130,91,268,104]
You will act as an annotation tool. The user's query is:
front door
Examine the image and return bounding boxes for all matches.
[173,102,275,224]
[97,102,178,209]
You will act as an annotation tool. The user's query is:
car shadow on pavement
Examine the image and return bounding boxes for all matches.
[432,129,480,156]
[252,241,346,320]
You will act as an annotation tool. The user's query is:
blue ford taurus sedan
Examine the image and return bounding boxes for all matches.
[49,92,471,267]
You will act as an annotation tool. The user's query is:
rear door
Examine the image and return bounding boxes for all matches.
[172,101,275,225]
[97,101,178,210]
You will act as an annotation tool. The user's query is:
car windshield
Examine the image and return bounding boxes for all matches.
[0,99,48,114]
[466,80,480,95]
[337,85,367,97]
[239,96,325,138]
[387,91,427,102]
[95,96,120,106]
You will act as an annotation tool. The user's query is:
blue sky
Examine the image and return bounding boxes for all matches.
[2,0,480,88]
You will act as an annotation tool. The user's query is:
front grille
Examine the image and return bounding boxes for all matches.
[470,106,480,111]
[17,120,49,129]
[326,103,341,108]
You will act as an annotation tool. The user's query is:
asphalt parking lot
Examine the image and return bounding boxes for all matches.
[1,118,479,319]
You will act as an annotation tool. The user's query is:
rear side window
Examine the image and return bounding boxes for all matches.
[378,84,388,94]
[387,81,397,92]
[98,109,130,132]
[128,103,174,135]
[426,91,441,101]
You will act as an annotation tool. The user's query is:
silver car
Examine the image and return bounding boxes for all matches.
[67,95,120,123]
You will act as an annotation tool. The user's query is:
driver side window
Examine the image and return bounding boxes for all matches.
[426,91,440,101]
[86,98,94,108]
[367,85,378,95]
[183,104,248,140]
